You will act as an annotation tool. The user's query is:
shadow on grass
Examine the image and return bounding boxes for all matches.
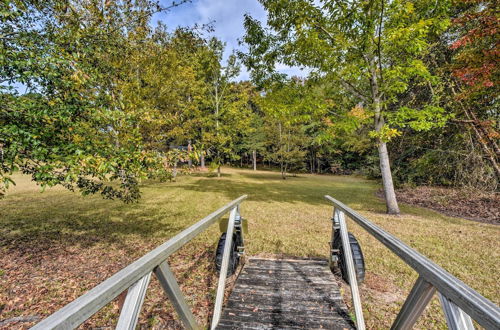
[0,169,383,257]
[179,172,381,209]
[237,171,290,181]
[0,192,186,254]
[188,172,234,178]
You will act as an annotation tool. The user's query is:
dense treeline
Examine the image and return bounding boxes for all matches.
[1,0,498,212]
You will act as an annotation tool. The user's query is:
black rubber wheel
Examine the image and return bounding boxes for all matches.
[333,231,365,284]
[215,232,240,276]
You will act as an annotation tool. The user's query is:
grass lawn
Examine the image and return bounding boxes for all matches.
[0,167,498,329]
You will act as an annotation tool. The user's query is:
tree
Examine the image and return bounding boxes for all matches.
[159,28,219,170]
[0,0,188,201]
[201,39,242,177]
[257,78,327,179]
[241,0,451,213]
[243,115,267,171]
[449,0,499,181]
[264,120,307,179]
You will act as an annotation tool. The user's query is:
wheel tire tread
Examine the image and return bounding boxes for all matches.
[333,232,365,284]
[215,233,240,276]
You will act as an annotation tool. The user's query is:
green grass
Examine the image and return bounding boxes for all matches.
[0,168,498,329]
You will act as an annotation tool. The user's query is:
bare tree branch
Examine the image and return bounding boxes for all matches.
[339,78,370,102]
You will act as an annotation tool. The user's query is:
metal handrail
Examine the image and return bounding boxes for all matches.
[31,195,248,330]
[325,195,500,330]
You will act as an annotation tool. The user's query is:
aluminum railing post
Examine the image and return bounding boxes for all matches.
[391,276,436,330]
[116,272,152,330]
[155,262,199,330]
[337,209,365,330]
[30,196,247,330]
[439,293,475,330]
[324,195,500,329]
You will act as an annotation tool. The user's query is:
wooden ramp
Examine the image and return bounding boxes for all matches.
[217,258,354,329]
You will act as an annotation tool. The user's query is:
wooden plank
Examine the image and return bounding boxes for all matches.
[249,257,328,263]
[225,291,345,304]
[230,287,342,300]
[245,260,328,269]
[218,318,352,329]
[228,289,343,301]
[238,265,335,274]
[223,304,346,317]
[216,258,354,329]
[239,265,335,273]
[217,321,303,330]
[218,316,350,329]
[233,277,338,287]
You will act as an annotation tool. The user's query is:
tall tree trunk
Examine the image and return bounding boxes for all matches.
[172,162,178,181]
[200,153,205,168]
[284,130,290,179]
[375,116,400,214]
[279,122,285,179]
[368,53,400,214]
[310,149,314,174]
[374,100,400,213]
[187,140,192,168]
[317,156,321,174]
[252,150,257,171]
[378,141,399,214]
[215,84,221,178]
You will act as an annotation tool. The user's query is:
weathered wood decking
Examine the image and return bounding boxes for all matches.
[217,258,354,329]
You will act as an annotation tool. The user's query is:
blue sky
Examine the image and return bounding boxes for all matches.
[153,0,307,81]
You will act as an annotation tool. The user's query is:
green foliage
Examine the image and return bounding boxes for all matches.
[1,0,496,204]
[196,40,259,174]
[0,1,201,201]
[242,0,453,131]
[388,105,450,131]
[389,127,498,190]
[240,115,267,155]
[256,79,330,177]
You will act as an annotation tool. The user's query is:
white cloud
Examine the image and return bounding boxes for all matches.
[154,0,307,81]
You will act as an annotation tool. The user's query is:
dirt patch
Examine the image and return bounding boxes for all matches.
[362,272,404,305]
[342,272,404,306]
[338,271,405,329]
[382,186,499,224]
